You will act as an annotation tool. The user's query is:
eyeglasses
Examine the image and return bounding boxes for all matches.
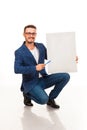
[25,32,36,36]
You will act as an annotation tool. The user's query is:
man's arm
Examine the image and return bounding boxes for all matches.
[14,51,36,75]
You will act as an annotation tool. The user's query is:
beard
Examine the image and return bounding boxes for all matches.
[27,41,33,44]
[27,37,35,44]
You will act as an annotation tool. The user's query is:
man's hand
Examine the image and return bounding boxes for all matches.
[36,64,45,71]
[76,56,78,63]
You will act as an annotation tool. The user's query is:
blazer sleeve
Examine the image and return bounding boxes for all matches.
[14,50,37,75]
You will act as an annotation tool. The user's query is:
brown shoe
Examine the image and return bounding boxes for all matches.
[47,99,60,109]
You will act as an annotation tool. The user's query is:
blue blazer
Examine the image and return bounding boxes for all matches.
[14,42,48,93]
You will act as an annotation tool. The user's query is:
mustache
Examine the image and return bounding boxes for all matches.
[28,37,34,39]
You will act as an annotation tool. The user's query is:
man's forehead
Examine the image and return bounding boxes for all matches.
[25,28,36,32]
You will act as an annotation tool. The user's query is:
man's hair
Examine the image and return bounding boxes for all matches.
[24,25,37,32]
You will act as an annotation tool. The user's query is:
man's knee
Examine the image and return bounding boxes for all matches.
[64,73,70,82]
[39,96,49,104]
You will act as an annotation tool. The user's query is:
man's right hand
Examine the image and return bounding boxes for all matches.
[36,64,45,71]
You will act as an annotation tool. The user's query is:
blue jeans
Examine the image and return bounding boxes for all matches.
[27,73,70,104]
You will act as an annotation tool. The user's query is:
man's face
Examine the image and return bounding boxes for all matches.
[24,27,36,44]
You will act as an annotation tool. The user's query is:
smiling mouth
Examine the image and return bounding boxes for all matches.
[28,37,34,39]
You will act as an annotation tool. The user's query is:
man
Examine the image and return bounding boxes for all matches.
[14,24,70,109]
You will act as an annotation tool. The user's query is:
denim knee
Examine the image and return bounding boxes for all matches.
[64,73,70,82]
[39,96,49,105]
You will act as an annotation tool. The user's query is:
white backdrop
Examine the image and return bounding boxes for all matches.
[0,0,87,87]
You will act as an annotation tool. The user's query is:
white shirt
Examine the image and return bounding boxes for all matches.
[30,47,42,77]
[30,46,39,64]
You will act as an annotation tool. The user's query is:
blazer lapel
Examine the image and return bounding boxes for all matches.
[35,43,43,64]
[22,44,37,64]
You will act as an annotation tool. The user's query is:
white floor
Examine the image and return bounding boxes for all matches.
[0,73,87,130]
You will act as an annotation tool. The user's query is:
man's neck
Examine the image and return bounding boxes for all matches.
[25,42,35,50]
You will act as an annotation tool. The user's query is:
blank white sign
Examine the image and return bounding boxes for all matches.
[46,32,77,73]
